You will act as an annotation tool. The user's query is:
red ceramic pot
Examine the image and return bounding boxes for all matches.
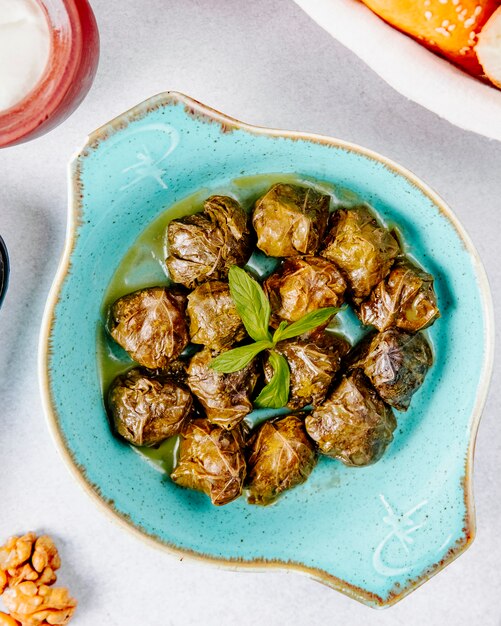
[0,0,100,148]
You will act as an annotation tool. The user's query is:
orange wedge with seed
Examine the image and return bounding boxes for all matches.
[476,6,501,86]
[360,0,500,76]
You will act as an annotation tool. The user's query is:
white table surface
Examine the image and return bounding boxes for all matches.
[1,0,500,624]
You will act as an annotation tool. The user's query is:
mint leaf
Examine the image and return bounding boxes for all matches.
[209,340,272,373]
[254,350,290,409]
[228,266,272,342]
[273,307,343,342]
[272,321,288,343]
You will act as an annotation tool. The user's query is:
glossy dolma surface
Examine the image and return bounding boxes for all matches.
[349,329,433,411]
[305,369,396,466]
[187,347,259,429]
[108,369,193,446]
[253,184,330,257]
[187,281,246,350]
[321,206,399,301]
[264,255,346,326]
[358,259,440,332]
[109,287,189,369]
[264,330,350,409]
[246,414,317,505]
[171,419,246,506]
[166,195,252,288]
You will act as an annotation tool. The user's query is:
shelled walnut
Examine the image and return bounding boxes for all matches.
[0,534,60,592]
[0,533,76,626]
[3,583,76,626]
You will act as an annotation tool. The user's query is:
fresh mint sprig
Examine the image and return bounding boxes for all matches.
[207,339,273,372]
[254,351,290,409]
[209,266,343,409]
[228,265,272,342]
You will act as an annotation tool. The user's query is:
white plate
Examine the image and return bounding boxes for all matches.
[294,0,501,141]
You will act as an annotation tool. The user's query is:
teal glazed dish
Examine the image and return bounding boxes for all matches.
[39,92,494,607]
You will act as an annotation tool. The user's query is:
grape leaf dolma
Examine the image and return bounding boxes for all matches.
[253,183,330,257]
[109,287,189,369]
[264,256,346,326]
[321,206,399,301]
[246,414,317,505]
[349,329,433,411]
[305,369,396,466]
[187,281,246,350]
[358,259,440,332]
[165,195,252,288]
[263,330,350,409]
[171,419,246,506]
[108,369,193,446]
[187,347,259,429]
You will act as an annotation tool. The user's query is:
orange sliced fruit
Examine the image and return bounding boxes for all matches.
[476,6,501,86]
[360,0,500,76]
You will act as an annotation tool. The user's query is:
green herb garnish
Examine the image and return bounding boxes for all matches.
[254,351,290,409]
[228,266,272,342]
[210,266,343,409]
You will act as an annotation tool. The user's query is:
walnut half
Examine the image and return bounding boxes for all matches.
[0,533,76,626]
[3,582,77,626]
[0,534,60,591]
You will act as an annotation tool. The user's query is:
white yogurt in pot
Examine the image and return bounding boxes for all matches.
[0,0,51,112]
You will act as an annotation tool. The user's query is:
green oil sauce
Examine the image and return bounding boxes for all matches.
[133,436,181,474]
[98,173,366,474]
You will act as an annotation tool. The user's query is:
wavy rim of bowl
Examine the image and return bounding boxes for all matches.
[38,91,495,608]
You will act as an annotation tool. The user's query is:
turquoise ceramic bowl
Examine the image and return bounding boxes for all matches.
[39,92,494,608]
